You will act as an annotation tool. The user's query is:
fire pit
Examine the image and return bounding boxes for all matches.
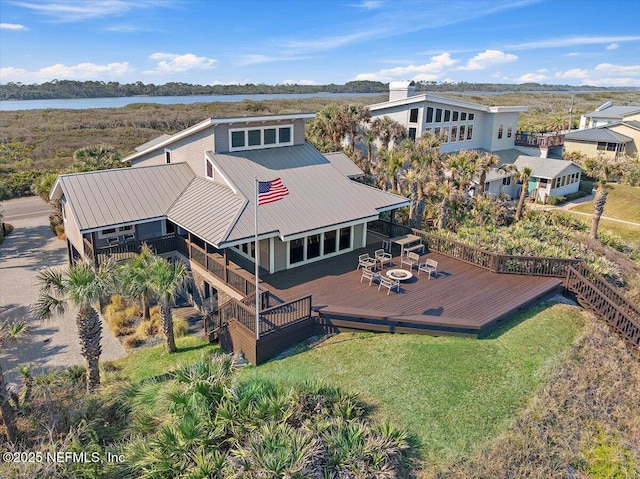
[386,269,413,281]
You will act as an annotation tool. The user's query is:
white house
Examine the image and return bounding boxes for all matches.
[368,81,528,154]
[513,155,582,203]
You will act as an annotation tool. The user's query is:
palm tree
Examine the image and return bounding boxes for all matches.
[0,318,28,443]
[118,245,155,321]
[475,152,500,198]
[343,104,371,150]
[375,147,406,193]
[509,165,533,221]
[361,129,376,173]
[546,115,569,134]
[72,144,122,172]
[370,116,407,149]
[577,154,632,240]
[146,256,191,353]
[33,259,115,392]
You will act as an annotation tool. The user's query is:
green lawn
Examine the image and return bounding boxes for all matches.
[570,184,640,223]
[246,303,584,464]
[564,210,640,243]
[103,335,220,383]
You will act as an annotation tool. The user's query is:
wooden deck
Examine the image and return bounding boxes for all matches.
[261,247,563,337]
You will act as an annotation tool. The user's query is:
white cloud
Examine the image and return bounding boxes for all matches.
[509,35,640,50]
[555,63,640,87]
[282,79,316,85]
[606,43,620,50]
[11,0,175,22]
[0,23,27,30]
[566,52,581,57]
[147,52,217,73]
[460,50,517,71]
[349,0,384,9]
[0,62,130,83]
[519,72,549,82]
[555,68,589,79]
[353,53,457,81]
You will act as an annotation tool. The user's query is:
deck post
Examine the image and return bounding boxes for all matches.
[389,210,395,238]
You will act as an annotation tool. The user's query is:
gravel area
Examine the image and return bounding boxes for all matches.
[0,210,126,387]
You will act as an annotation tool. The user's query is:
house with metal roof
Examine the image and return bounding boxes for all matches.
[368,81,528,154]
[564,121,640,159]
[579,101,640,129]
[513,155,582,203]
[51,112,410,309]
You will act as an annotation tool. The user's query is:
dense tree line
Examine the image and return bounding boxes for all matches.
[0,80,388,100]
[2,79,630,101]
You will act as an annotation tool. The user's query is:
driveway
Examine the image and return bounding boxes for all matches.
[0,197,126,387]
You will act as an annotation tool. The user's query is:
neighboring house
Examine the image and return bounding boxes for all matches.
[578,101,640,129]
[512,155,582,203]
[51,113,410,309]
[564,121,640,158]
[368,81,528,154]
[469,167,520,199]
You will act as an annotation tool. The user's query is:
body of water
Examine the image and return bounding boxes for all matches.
[0,92,383,111]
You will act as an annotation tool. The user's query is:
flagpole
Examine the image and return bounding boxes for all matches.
[254,176,260,341]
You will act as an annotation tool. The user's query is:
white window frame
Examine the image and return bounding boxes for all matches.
[228,124,294,152]
[285,226,354,269]
[97,225,134,240]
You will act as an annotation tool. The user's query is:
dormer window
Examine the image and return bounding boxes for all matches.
[206,158,213,179]
[229,125,294,151]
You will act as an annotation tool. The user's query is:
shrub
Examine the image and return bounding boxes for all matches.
[173,318,189,338]
[123,334,144,349]
[564,190,589,202]
[579,179,595,193]
[546,195,566,206]
[135,317,159,338]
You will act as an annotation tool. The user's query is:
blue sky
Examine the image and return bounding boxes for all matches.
[1,0,639,87]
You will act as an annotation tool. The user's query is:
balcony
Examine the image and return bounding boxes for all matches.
[514,131,564,148]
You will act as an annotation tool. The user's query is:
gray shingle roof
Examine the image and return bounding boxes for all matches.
[565,127,632,143]
[53,163,194,231]
[513,156,581,179]
[167,178,246,246]
[210,143,410,242]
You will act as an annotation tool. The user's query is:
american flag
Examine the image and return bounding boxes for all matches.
[258,177,289,205]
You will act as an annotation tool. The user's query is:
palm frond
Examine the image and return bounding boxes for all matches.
[31,293,67,320]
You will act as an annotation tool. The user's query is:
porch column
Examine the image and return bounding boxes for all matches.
[389,210,395,238]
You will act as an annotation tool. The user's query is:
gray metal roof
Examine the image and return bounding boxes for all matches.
[323,152,365,178]
[513,156,581,180]
[565,127,632,143]
[210,143,410,242]
[53,163,194,231]
[473,148,523,165]
[134,134,171,152]
[585,105,640,119]
[167,178,246,246]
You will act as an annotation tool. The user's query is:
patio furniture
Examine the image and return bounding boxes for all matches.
[401,251,420,270]
[357,253,377,270]
[381,238,392,252]
[107,237,120,246]
[123,233,135,242]
[386,269,413,281]
[418,259,438,279]
[361,267,381,286]
[374,248,392,269]
[391,234,423,257]
[378,276,400,295]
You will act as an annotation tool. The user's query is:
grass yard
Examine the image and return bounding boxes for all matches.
[247,303,585,465]
[103,335,220,383]
[564,210,640,243]
[570,184,640,223]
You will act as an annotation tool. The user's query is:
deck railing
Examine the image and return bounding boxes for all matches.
[514,132,564,148]
[566,263,640,355]
[369,218,640,356]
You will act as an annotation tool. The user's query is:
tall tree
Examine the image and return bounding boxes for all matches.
[118,245,156,321]
[505,165,533,222]
[146,257,191,353]
[375,147,406,193]
[475,152,501,198]
[33,259,115,392]
[344,104,371,150]
[0,318,28,443]
[577,154,635,240]
[370,116,407,149]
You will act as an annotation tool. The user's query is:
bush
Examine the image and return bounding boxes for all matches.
[123,334,144,349]
[564,190,589,202]
[136,316,159,338]
[579,179,595,193]
[546,195,566,206]
[173,318,189,338]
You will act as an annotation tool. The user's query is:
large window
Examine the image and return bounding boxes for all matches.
[451,126,457,142]
[426,107,434,123]
[409,108,419,123]
[460,112,467,121]
[289,238,304,264]
[324,230,337,255]
[453,111,459,121]
[498,125,504,139]
[435,108,442,122]
[408,127,417,141]
[339,227,351,250]
[229,125,294,151]
[466,124,473,140]
[459,125,465,142]
[444,110,451,122]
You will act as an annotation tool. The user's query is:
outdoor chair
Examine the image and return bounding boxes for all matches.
[357,253,377,270]
[401,251,420,270]
[418,258,438,279]
[374,248,392,269]
[360,267,381,286]
[378,276,400,295]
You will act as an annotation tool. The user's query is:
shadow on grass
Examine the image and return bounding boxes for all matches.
[478,301,557,340]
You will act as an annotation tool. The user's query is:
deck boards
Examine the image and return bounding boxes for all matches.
[261,246,562,335]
